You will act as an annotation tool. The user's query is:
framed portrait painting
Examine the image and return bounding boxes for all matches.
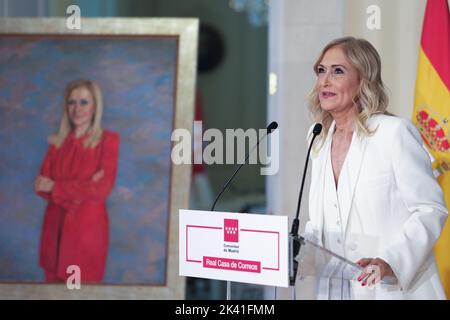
[0,18,198,299]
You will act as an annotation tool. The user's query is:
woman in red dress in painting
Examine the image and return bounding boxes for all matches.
[34,79,119,283]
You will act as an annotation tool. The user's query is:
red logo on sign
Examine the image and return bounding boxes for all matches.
[224,219,239,242]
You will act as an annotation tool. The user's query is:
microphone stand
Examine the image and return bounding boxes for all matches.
[289,124,322,296]
[209,122,278,301]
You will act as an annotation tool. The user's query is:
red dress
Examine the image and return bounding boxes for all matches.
[37,130,119,283]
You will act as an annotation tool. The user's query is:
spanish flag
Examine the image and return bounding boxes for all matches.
[413,0,450,299]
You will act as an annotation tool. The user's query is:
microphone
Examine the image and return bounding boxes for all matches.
[210,121,278,211]
[266,121,278,133]
[289,123,322,286]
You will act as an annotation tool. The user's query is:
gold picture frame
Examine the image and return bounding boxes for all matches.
[0,17,198,299]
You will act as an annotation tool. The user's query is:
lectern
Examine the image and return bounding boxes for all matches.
[179,209,395,300]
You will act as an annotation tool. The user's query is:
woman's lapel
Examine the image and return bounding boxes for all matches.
[339,131,369,237]
[311,121,335,245]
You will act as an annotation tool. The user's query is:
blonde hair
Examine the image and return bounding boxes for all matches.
[52,79,104,148]
[307,37,390,145]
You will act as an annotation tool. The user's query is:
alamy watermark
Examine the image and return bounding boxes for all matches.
[171,121,279,176]
[366,5,381,30]
[66,5,81,30]
[66,265,81,290]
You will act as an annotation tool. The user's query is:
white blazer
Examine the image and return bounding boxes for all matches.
[306,114,448,299]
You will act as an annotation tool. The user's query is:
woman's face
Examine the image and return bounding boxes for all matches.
[316,46,360,114]
[67,86,95,130]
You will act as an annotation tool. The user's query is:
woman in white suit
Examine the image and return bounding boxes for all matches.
[305,37,448,299]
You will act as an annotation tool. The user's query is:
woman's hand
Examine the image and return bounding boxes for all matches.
[356,257,396,288]
[35,176,55,193]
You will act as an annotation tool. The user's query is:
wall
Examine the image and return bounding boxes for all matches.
[344,0,427,119]
[0,0,47,16]
[146,0,269,209]
[267,0,345,299]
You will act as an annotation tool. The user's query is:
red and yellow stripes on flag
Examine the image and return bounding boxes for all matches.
[413,0,450,299]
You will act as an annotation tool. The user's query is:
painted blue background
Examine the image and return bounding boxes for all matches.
[0,37,177,284]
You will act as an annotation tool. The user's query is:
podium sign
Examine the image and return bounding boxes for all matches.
[179,210,289,287]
